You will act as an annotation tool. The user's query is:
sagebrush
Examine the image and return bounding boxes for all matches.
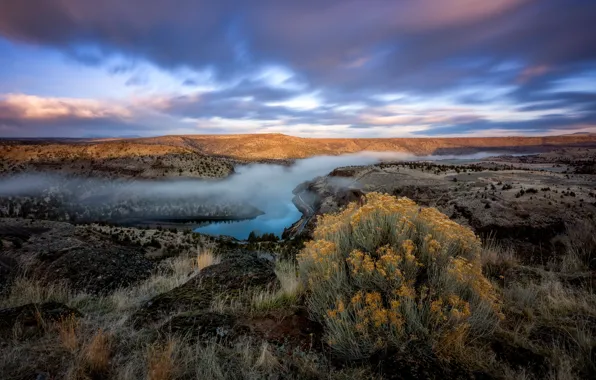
[298,192,502,359]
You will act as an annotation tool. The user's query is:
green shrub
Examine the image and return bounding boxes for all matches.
[298,193,501,360]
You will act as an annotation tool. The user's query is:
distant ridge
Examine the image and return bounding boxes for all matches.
[3,133,596,162]
[563,132,595,136]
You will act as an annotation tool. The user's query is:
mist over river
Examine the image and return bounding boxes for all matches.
[194,151,511,239]
[0,151,521,240]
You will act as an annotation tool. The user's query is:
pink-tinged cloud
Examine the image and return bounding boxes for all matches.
[0,94,131,120]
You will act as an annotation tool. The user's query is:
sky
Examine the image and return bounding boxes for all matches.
[0,0,595,138]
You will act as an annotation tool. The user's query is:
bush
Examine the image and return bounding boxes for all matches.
[298,193,501,360]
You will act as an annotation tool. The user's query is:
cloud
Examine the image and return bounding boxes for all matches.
[2,0,588,87]
[0,0,595,137]
[0,94,131,120]
[0,94,160,137]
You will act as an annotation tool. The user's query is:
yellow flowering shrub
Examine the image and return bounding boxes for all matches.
[298,192,501,360]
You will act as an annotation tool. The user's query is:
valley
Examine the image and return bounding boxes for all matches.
[1,137,595,379]
[2,133,596,179]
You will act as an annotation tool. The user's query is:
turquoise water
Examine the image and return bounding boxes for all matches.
[194,201,302,240]
[192,153,381,240]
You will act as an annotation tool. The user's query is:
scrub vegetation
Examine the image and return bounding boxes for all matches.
[1,192,595,379]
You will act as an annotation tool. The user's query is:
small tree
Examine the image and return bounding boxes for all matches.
[248,231,258,242]
[298,193,501,360]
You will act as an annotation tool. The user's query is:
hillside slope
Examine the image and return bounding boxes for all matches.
[2,133,596,167]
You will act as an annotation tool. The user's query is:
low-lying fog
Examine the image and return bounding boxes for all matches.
[0,151,512,239]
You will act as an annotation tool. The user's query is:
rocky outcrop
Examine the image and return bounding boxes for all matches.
[38,243,155,294]
[131,251,277,328]
[287,161,596,263]
[284,173,368,239]
[0,218,155,294]
[159,308,323,349]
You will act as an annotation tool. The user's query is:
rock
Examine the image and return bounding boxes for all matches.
[37,243,154,294]
[0,302,82,339]
[0,225,51,243]
[161,308,323,349]
[131,252,277,328]
[329,167,360,177]
[289,162,596,263]
[159,311,248,341]
[0,218,156,294]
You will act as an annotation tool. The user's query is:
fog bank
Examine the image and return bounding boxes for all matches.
[0,151,515,217]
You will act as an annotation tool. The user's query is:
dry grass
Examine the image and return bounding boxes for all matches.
[109,254,197,312]
[505,274,596,321]
[147,340,176,380]
[209,293,245,314]
[0,277,72,308]
[275,260,301,297]
[502,267,596,378]
[251,259,301,313]
[196,246,221,271]
[481,237,518,274]
[0,253,369,380]
[255,342,280,371]
[84,329,111,373]
[57,315,80,353]
[563,220,596,271]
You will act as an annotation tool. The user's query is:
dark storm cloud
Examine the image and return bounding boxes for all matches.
[0,0,242,74]
[1,1,594,86]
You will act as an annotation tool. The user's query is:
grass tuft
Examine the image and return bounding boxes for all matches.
[84,329,111,374]
[251,259,302,313]
[0,277,72,308]
[147,340,176,380]
[57,315,80,353]
[196,246,221,272]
